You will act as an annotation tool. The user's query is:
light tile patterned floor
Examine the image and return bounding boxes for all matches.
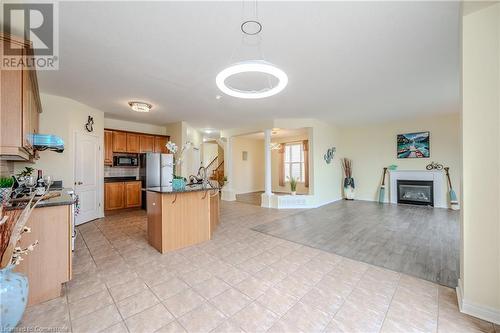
[18,201,497,333]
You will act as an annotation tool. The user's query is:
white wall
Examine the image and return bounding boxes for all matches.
[460,3,500,323]
[15,93,105,215]
[271,134,310,194]
[202,142,219,167]
[165,121,203,178]
[340,113,460,205]
[104,117,167,135]
[231,136,265,194]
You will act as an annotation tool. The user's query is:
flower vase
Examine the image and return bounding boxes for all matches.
[172,178,185,191]
[344,177,355,200]
[0,265,29,332]
[291,191,296,196]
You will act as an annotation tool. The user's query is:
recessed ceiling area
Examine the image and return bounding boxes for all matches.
[238,128,309,140]
[37,1,460,128]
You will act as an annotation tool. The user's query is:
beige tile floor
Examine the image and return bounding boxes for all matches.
[18,201,498,333]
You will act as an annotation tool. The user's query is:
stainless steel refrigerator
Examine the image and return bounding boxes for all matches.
[139,153,174,209]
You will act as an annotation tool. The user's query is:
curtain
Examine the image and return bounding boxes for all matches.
[303,140,309,188]
[278,144,285,187]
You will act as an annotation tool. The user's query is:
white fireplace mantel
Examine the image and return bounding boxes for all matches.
[388,170,446,208]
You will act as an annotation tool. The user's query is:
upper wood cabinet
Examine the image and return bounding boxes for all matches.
[154,136,169,153]
[112,131,127,153]
[104,129,169,159]
[140,135,154,153]
[126,133,139,153]
[0,33,42,161]
[104,130,113,165]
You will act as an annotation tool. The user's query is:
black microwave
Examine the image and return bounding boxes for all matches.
[113,155,138,167]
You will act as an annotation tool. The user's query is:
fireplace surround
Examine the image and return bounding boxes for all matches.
[389,170,445,208]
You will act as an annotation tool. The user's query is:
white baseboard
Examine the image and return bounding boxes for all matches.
[311,197,343,208]
[457,279,500,324]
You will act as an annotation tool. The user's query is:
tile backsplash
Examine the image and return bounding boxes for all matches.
[104,166,139,178]
[0,161,14,178]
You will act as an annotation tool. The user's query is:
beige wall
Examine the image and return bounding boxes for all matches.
[339,113,460,205]
[15,94,105,191]
[165,121,203,177]
[271,134,310,194]
[104,117,167,135]
[461,2,500,322]
[202,142,219,167]
[231,137,264,194]
[310,122,343,205]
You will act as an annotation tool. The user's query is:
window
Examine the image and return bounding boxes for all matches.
[284,143,305,182]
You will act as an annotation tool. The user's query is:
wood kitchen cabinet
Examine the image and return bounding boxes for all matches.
[104,130,113,165]
[112,131,127,153]
[104,182,125,210]
[0,33,42,161]
[125,181,142,207]
[11,204,72,306]
[140,135,154,153]
[105,181,142,210]
[154,136,169,153]
[126,133,140,153]
[105,129,169,158]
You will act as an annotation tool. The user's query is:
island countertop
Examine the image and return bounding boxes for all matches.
[147,183,220,194]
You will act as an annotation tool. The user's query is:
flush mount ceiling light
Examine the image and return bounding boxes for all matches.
[216,60,288,99]
[128,101,152,113]
[216,5,288,100]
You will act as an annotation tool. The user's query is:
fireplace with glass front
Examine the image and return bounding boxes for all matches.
[397,180,434,206]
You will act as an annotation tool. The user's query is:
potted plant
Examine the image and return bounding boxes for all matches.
[166,141,193,190]
[0,194,40,332]
[341,158,355,200]
[16,167,34,178]
[0,177,13,204]
[288,176,298,195]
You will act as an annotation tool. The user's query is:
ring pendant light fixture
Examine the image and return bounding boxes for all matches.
[216,3,288,99]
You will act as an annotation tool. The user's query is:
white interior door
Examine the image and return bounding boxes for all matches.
[75,132,100,225]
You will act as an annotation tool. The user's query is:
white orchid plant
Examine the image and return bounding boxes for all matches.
[166,141,193,179]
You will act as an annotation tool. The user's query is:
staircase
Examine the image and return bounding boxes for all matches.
[206,156,224,186]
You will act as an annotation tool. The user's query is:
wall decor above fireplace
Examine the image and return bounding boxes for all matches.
[397,131,430,159]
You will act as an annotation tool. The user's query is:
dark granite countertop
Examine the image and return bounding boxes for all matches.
[147,182,220,194]
[104,177,139,183]
[5,189,75,210]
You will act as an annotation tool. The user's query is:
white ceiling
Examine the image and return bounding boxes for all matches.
[37,1,460,129]
[240,128,309,140]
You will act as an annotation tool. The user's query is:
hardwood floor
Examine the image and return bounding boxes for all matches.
[252,200,460,287]
[236,191,263,206]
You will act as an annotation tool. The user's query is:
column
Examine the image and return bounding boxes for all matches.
[261,129,274,207]
[264,129,272,195]
[221,137,236,201]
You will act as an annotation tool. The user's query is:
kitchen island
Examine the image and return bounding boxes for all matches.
[146,184,220,253]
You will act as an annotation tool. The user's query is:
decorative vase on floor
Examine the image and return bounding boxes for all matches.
[344,177,355,200]
[291,191,296,196]
[0,265,29,333]
[172,178,186,191]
